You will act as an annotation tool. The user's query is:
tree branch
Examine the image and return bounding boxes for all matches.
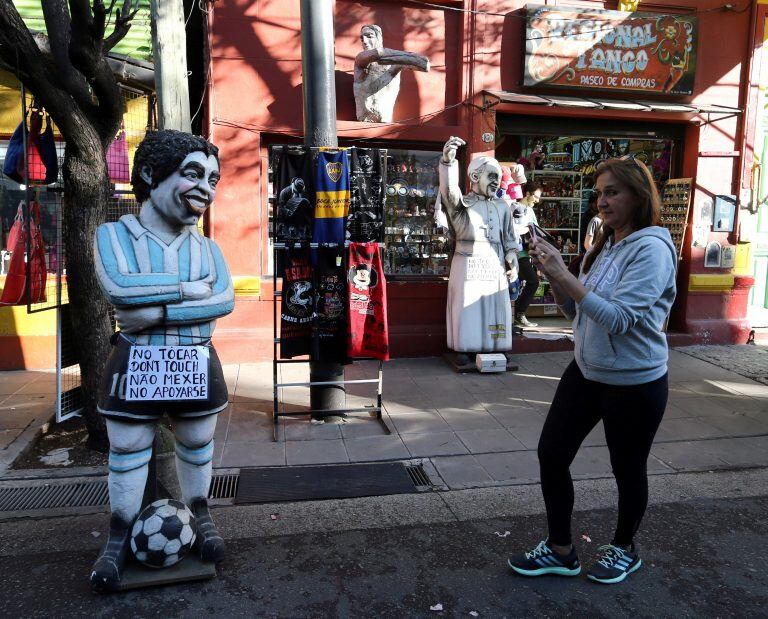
[0,0,82,138]
[104,0,140,53]
[41,0,95,113]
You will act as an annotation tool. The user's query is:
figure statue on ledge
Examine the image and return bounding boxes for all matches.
[353,24,430,123]
[439,137,520,366]
[90,130,234,592]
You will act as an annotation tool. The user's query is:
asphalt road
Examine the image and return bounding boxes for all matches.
[1,474,767,618]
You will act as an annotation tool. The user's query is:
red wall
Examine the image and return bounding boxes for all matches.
[207,0,757,361]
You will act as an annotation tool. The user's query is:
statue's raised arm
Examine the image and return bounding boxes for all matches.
[438,136,466,215]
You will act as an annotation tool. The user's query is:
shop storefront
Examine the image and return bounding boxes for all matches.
[204,0,756,362]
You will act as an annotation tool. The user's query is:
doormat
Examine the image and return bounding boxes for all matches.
[234,462,418,504]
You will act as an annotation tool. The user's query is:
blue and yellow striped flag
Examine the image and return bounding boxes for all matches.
[313,150,350,246]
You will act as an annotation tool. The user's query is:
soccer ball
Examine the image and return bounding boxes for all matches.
[130,499,197,568]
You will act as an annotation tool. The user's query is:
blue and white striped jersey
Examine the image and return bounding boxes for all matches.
[94,214,234,346]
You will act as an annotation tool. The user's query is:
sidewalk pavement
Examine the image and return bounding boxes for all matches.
[1,348,767,484]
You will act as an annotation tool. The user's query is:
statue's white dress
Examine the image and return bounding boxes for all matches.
[439,161,519,352]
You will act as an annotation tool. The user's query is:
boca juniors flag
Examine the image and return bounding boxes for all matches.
[347,242,389,361]
[313,150,350,246]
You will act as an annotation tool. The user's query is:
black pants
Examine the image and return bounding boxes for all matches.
[538,360,667,547]
[513,256,539,317]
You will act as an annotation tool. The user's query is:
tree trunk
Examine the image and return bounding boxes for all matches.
[62,135,113,453]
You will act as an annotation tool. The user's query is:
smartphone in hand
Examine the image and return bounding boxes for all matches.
[528,222,538,243]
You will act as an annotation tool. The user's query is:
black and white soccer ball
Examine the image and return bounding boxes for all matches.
[130,499,197,568]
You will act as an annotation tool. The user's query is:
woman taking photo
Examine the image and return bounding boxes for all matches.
[508,157,677,584]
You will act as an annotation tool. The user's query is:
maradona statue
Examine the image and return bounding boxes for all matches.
[90,130,234,592]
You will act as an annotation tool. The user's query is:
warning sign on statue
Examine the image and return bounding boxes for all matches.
[126,346,209,401]
[466,257,500,281]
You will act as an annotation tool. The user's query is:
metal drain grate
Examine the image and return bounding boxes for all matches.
[405,464,432,489]
[208,474,239,499]
[0,481,109,512]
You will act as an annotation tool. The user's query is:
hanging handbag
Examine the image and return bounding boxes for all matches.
[2,123,25,183]
[25,111,47,183]
[107,123,130,183]
[5,202,24,252]
[38,115,59,184]
[0,201,47,305]
[1,111,58,185]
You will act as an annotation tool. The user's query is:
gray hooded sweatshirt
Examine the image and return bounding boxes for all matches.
[560,226,677,386]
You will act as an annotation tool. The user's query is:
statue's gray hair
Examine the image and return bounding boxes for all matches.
[361,24,383,41]
[468,156,502,180]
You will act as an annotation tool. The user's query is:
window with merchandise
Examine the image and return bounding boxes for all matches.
[529,169,583,314]
[383,148,452,277]
[500,131,678,317]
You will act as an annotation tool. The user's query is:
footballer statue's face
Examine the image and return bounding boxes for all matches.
[147,151,221,228]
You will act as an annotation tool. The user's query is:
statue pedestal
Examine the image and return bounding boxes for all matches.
[116,554,217,591]
[442,351,518,374]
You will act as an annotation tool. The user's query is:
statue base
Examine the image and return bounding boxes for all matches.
[116,554,217,591]
[442,351,518,374]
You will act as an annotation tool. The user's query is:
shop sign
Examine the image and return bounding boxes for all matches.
[524,5,697,96]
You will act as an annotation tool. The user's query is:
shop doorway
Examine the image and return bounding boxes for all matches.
[496,115,683,319]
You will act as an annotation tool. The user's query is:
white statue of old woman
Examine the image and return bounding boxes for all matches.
[439,137,519,364]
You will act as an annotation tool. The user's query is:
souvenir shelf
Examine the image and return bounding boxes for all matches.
[268,145,388,441]
[660,177,693,260]
[527,169,584,316]
[383,151,451,277]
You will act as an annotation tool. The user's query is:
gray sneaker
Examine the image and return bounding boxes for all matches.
[514,315,538,328]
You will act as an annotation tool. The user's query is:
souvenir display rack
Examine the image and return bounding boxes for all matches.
[660,177,693,260]
[527,169,584,316]
[383,150,451,276]
[269,145,388,442]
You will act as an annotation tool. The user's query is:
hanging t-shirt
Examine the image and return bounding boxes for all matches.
[347,242,389,361]
[274,148,314,242]
[347,148,385,243]
[311,246,348,363]
[280,247,314,358]
[313,150,350,246]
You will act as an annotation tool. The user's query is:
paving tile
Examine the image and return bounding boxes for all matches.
[474,451,540,482]
[285,439,349,465]
[431,454,493,488]
[389,410,450,434]
[673,380,735,397]
[401,432,468,457]
[438,409,503,431]
[455,428,525,453]
[383,398,435,415]
[0,406,49,430]
[665,396,733,418]
[506,426,544,450]
[220,441,286,467]
[650,440,731,471]
[717,436,768,467]
[343,435,409,462]
[282,418,343,441]
[698,413,768,438]
[582,423,606,447]
[711,379,768,399]
[0,427,25,449]
[656,417,728,441]
[339,415,394,438]
[570,446,612,477]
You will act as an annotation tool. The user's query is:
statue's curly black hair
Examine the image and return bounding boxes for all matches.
[131,130,220,203]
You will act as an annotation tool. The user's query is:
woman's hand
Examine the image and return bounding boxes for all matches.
[529,238,569,280]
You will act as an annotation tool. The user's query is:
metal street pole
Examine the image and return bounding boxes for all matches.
[300,0,346,418]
